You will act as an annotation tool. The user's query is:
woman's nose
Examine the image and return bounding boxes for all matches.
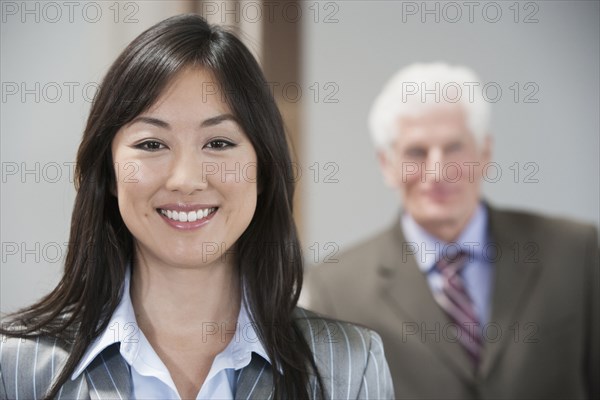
[164,151,209,195]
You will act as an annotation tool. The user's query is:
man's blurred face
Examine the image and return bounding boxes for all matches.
[379,105,491,242]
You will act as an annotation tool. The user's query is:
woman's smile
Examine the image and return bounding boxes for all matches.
[157,205,218,230]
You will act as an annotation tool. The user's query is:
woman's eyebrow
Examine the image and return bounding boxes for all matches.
[129,116,170,129]
[128,114,238,129]
[201,113,238,128]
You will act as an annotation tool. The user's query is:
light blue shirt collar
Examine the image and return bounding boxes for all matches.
[401,202,489,273]
[72,267,271,381]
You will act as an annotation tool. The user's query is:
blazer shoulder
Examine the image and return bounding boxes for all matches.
[339,225,400,260]
[293,307,380,346]
[490,207,598,241]
[1,333,71,366]
[292,308,394,398]
[0,334,72,399]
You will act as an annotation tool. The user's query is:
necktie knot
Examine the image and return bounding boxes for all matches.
[436,251,468,275]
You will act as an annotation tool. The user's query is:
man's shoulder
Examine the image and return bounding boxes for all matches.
[340,226,398,258]
[489,206,598,239]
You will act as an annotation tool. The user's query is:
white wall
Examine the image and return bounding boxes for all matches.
[300,1,599,263]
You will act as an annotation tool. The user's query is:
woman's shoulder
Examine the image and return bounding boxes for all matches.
[1,332,72,369]
[292,307,384,352]
[0,329,75,398]
[292,307,394,398]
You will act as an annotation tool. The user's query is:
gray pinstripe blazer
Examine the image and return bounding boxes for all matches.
[0,308,394,399]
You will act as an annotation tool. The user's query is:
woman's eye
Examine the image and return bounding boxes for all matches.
[135,141,165,151]
[205,139,235,150]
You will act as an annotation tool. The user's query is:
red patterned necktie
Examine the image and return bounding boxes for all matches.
[433,252,482,367]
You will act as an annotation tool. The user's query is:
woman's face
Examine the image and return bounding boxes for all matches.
[111,67,258,269]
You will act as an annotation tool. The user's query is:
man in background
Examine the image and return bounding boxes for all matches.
[304,63,599,399]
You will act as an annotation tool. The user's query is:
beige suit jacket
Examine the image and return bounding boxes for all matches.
[305,206,599,399]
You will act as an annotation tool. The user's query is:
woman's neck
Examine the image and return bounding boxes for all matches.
[129,252,241,341]
[129,252,242,398]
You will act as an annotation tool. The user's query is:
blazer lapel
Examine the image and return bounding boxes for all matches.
[85,343,132,400]
[377,219,474,381]
[75,341,274,400]
[480,207,541,377]
[235,353,274,399]
[56,374,90,399]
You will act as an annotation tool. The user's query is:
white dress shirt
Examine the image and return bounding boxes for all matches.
[72,267,271,399]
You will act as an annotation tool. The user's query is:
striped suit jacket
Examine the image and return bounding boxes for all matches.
[0,308,394,399]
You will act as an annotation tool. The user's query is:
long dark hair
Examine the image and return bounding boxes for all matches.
[1,14,324,399]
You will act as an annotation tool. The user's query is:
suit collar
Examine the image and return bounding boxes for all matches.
[70,343,275,399]
[377,217,476,381]
[234,353,275,399]
[85,343,132,400]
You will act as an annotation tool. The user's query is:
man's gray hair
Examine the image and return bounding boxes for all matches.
[368,62,491,150]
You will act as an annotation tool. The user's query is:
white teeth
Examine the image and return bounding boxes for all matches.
[160,207,216,222]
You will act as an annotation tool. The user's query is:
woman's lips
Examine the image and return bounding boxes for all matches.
[156,207,218,230]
